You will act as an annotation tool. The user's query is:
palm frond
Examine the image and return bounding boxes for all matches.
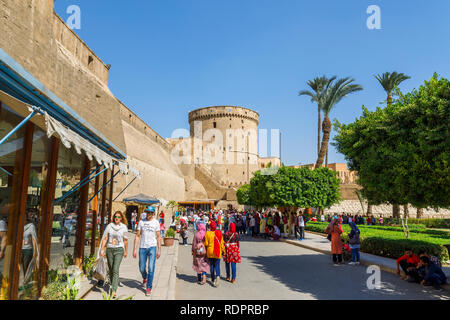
[299,75,338,106]
[321,77,363,114]
[374,72,410,95]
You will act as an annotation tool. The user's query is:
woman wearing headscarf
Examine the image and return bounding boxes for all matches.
[348,222,361,265]
[192,223,209,285]
[259,214,266,237]
[324,218,343,265]
[204,221,225,287]
[223,222,241,283]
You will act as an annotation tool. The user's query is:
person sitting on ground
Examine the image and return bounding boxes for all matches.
[418,256,447,291]
[272,225,281,241]
[396,248,421,282]
[416,250,442,282]
[418,250,442,268]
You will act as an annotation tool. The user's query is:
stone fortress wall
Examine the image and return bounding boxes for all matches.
[187,106,260,188]
[0,0,187,214]
[112,102,187,212]
[0,0,127,153]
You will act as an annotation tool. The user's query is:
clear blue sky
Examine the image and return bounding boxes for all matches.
[54,0,450,166]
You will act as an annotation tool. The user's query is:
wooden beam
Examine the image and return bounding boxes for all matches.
[90,167,100,256]
[36,136,59,297]
[107,165,114,224]
[8,122,34,300]
[99,170,108,239]
[73,156,90,268]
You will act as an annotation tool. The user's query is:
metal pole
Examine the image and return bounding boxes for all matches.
[247,135,249,184]
[0,166,12,176]
[88,169,120,203]
[113,176,138,202]
[54,166,108,204]
[0,110,37,146]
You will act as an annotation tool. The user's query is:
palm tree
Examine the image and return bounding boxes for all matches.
[315,77,363,168]
[375,72,410,218]
[299,76,336,157]
[374,72,410,105]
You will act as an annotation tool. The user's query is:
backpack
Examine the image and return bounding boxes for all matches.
[349,231,361,245]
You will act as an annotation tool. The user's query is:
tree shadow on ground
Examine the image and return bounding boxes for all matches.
[245,254,450,300]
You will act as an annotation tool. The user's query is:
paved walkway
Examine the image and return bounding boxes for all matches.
[175,230,450,300]
[282,231,450,286]
[82,232,179,300]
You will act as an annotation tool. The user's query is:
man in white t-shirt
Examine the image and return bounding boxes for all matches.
[297,214,305,241]
[131,210,137,233]
[133,209,161,296]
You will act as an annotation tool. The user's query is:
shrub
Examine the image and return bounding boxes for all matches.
[83,254,97,279]
[165,228,175,238]
[407,218,450,229]
[305,222,450,262]
[360,237,449,262]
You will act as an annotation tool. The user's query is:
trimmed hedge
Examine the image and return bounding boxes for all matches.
[305,222,450,262]
[360,237,449,262]
[407,218,450,229]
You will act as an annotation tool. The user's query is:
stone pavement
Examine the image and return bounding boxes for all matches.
[281,231,450,290]
[82,232,179,300]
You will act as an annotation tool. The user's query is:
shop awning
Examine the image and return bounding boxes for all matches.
[0,48,126,160]
[0,88,115,169]
[123,194,161,205]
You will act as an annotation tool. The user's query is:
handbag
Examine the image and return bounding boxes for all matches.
[195,243,205,256]
[224,233,240,260]
[92,256,107,281]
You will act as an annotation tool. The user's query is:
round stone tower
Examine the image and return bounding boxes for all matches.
[188,106,260,188]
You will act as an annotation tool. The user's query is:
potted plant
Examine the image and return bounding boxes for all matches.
[164,228,176,247]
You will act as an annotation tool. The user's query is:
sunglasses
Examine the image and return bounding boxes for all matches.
[114,216,122,219]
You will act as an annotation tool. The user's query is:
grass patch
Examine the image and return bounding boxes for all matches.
[306,221,450,262]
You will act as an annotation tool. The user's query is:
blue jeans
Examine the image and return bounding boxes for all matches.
[426,273,447,289]
[160,230,165,240]
[197,272,206,282]
[131,221,136,232]
[139,247,157,290]
[225,262,237,280]
[209,258,221,281]
[351,248,360,262]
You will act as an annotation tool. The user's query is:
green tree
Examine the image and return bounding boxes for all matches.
[299,76,336,157]
[315,77,363,168]
[236,184,252,206]
[248,166,341,212]
[375,71,410,105]
[374,71,411,217]
[248,170,277,209]
[167,200,178,217]
[333,74,450,219]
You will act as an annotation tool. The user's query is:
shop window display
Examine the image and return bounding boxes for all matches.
[0,104,26,299]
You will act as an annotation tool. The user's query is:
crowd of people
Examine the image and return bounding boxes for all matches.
[323,216,448,291]
[180,208,310,242]
[170,207,314,287]
[94,207,447,297]
[324,213,389,226]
